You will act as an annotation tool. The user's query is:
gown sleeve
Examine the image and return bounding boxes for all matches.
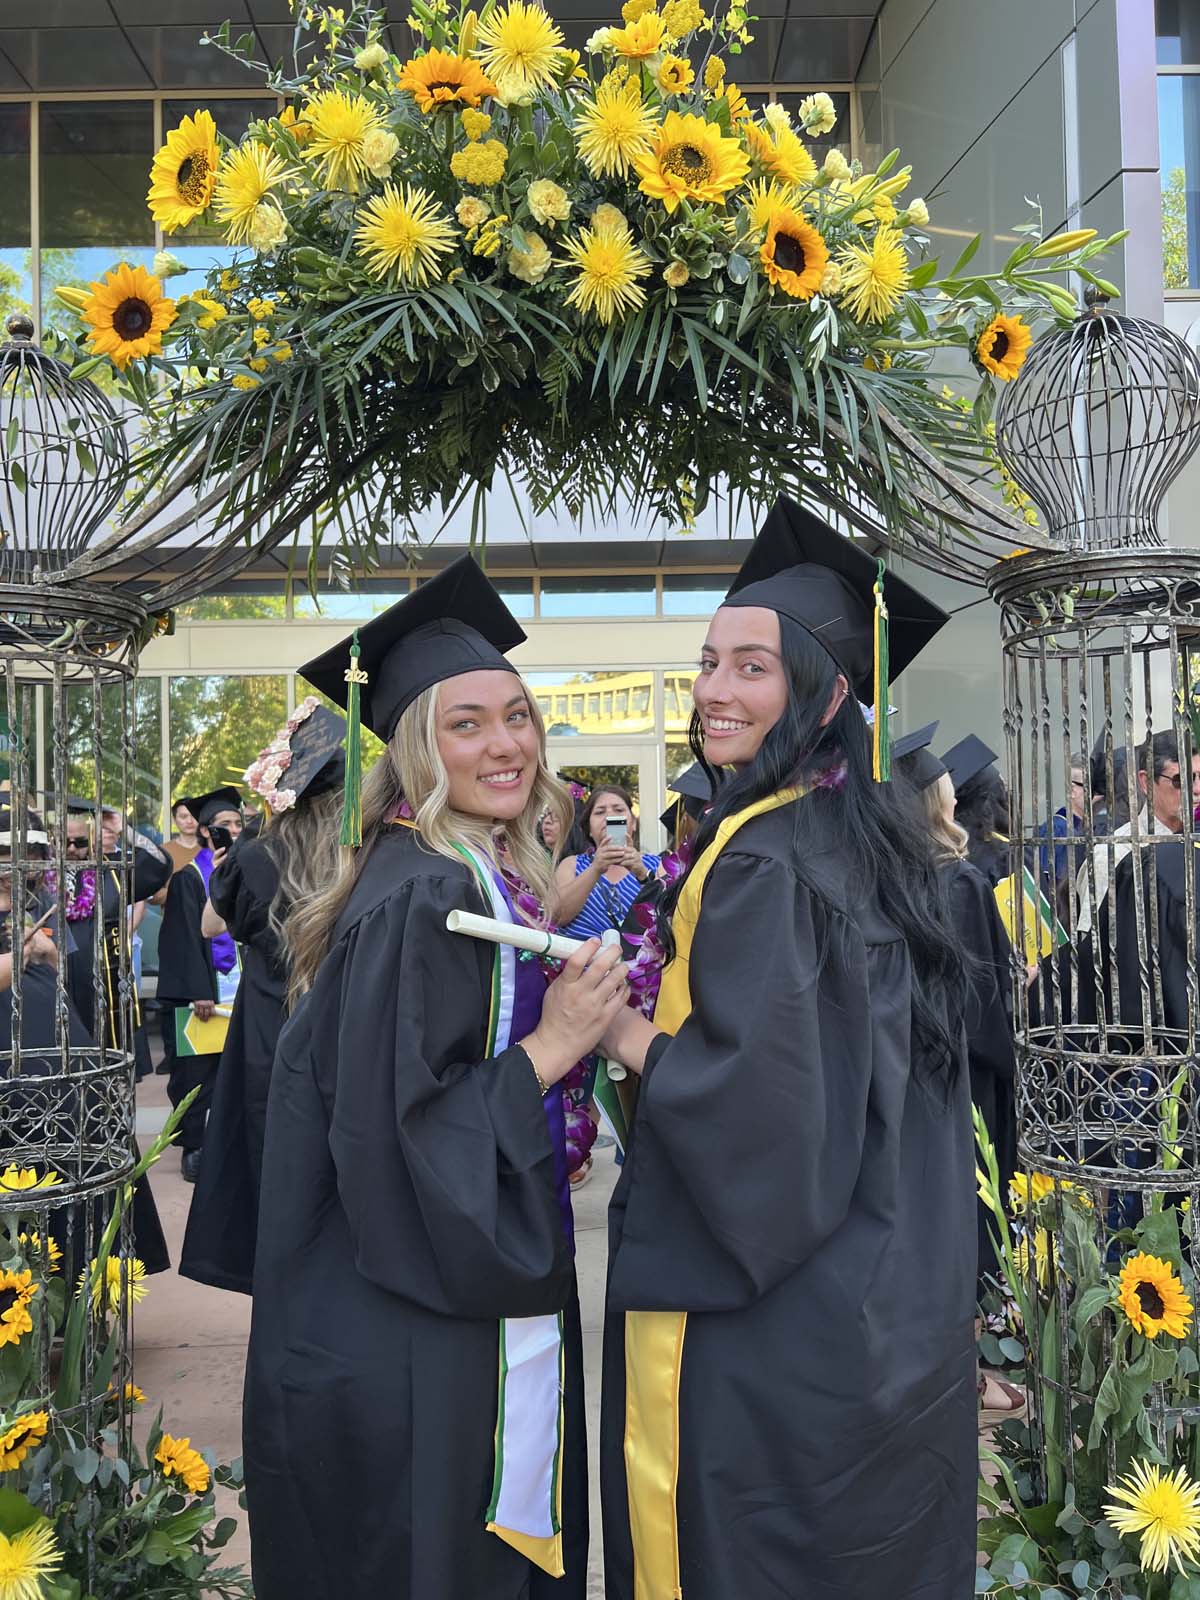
[156,869,215,1002]
[607,849,875,1313]
[210,838,279,953]
[308,867,572,1319]
[131,843,172,903]
[950,864,1016,1083]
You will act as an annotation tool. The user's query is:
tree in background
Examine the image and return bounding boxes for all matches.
[168,675,288,802]
[1164,166,1191,291]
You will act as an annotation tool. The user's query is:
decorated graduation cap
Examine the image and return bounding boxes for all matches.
[723,496,949,779]
[659,763,715,835]
[941,734,999,794]
[892,721,946,791]
[244,699,346,816]
[298,554,527,847]
[176,786,243,830]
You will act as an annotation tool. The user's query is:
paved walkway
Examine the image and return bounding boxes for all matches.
[134,1073,617,1596]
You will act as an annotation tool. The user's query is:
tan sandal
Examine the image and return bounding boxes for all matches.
[569,1156,593,1191]
[978,1373,1027,1431]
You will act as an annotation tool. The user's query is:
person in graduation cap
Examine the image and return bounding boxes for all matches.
[179,700,345,1296]
[596,497,977,1600]
[243,556,629,1600]
[943,733,1011,887]
[156,786,244,1183]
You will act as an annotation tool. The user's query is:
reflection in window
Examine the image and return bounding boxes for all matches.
[61,679,163,832]
[664,671,696,734]
[0,105,31,328]
[168,674,287,802]
[662,572,731,616]
[523,670,655,735]
[539,575,655,617]
[1160,73,1200,289]
[175,589,288,622]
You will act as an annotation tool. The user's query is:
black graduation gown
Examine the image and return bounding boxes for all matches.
[157,860,223,1153]
[180,836,284,1294]
[243,827,587,1600]
[948,859,1018,1286]
[969,830,1009,888]
[600,801,977,1600]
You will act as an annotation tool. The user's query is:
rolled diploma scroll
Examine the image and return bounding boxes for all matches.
[443,910,629,1080]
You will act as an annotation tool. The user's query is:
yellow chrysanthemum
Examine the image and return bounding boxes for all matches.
[0,1271,36,1351]
[0,1411,48,1473]
[155,1434,211,1496]
[1118,1252,1193,1340]
[1014,1225,1055,1289]
[212,142,293,246]
[147,110,219,233]
[743,178,794,229]
[83,1255,148,1319]
[836,224,910,322]
[633,111,750,214]
[83,264,176,371]
[610,11,668,58]
[0,1520,61,1599]
[1106,1459,1200,1574]
[574,75,658,179]
[397,50,497,112]
[976,313,1032,382]
[760,206,828,299]
[0,1167,60,1193]
[450,138,508,185]
[560,217,652,324]
[303,88,388,192]
[656,54,694,94]
[742,119,816,188]
[661,0,705,34]
[355,183,457,287]
[475,1,564,100]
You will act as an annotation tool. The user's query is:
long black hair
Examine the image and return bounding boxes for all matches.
[658,614,967,1083]
[954,767,1011,856]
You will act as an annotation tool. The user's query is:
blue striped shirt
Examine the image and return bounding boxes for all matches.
[562,853,661,940]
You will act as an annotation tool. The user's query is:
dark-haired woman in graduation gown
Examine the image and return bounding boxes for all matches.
[180,701,345,1294]
[243,558,631,1600]
[597,499,977,1600]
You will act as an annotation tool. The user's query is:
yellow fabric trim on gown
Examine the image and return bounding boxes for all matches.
[486,1525,564,1578]
[625,787,802,1600]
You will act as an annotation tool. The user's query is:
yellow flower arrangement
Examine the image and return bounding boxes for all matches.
[633,111,749,213]
[155,1434,211,1496]
[397,50,497,112]
[450,138,509,185]
[1118,1252,1193,1341]
[760,206,828,300]
[0,1412,48,1473]
[0,1271,36,1350]
[147,111,219,233]
[976,312,1033,382]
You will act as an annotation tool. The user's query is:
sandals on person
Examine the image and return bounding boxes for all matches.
[569,1156,593,1192]
[978,1372,1027,1431]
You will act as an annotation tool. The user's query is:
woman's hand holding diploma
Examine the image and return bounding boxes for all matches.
[519,937,629,1089]
[599,1005,663,1078]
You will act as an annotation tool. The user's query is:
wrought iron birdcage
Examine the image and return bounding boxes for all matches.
[987,294,1200,1509]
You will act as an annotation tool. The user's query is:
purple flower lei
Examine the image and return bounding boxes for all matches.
[66,868,96,923]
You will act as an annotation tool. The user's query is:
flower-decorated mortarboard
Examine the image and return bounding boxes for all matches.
[892,721,946,791]
[244,699,346,816]
[298,554,527,847]
[176,786,243,831]
[941,733,999,795]
[659,762,716,835]
[722,496,949,780]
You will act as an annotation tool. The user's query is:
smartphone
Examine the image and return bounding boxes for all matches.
[605,817,628,848]
[208,824,234,852]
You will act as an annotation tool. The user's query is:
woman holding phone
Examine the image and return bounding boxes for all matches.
[553,786,660,939]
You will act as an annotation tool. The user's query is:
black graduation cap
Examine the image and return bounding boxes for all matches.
[177,786,243,829]
[283,703,346,802]
[659,763,715,833]
[63,795,120,815]
[892,722,945,791]
[723,497,949,698]
[941,734,999,794]
[298,555,526,743]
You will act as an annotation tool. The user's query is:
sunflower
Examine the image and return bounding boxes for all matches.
[155,1433,211,1496]
[656,54,693,95]
[302,89,388,192]
[82,265,176,371]
[125,1382,146,1406]
[0,1411,48,1473]
[213,143,294,245]
[82,1255,148,1319]
[397,50,497,112]
[610,11,669,58]
[836,224,910,323]
[0,1272,36,1351]
[1008,1170,1055,1213]
[976,312,1032,382]
[1118,1252,1193,1340]
[560,217,652,324]
[0,1166,60,1193]
[1106,1460,1200,1574]
[574,75,658,178]
[16,1233,60,1272]
[633,111,749,214]
[475,1,564,101]
[147,110,219,233]
[760,206,828,300]
[0,1520,61,1600]
[355,184,458,287]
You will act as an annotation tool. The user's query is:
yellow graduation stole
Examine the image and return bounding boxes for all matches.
[624,787,802,1600]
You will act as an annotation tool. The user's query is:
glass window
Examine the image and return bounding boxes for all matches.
[664,671,696,736]
[175,587,288,622]
[524,671,655,735]
[59,679,163,833]
[0,104,31,331]
[39,101,156,341]
[293,587,413,620]
[662,572,731,616]
[162,99,278,298]
[411,574,534,619]
[1159,74,1200,288]
[1156,0,1200,65]
[168,674,287,800]
[539,575,655,618]
[768,91,853,161]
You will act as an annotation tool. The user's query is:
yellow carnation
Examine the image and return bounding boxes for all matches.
[819,261,841,295]
[247,202,287,252]
[362,128,400,179]
[508,230,552,283]
[456,195,492,227]
[822,147,851,181]
[354,41,389,71]
[527,178,571,226]
[450,138,508,185]
[664,260,689,288]
[906,196,930,227]
[592,203,627,231]
[461,108,492,141]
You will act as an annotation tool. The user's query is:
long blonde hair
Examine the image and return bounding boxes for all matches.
[287,675,572,1003]
[923,771,970,863]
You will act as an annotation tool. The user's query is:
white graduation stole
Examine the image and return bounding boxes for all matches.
[453,845,567,1580]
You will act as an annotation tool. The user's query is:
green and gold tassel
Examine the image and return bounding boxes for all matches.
[872,557,890,783]
[340,629,367,848]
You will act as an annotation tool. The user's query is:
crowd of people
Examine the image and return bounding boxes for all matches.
[8,495,1195,1598]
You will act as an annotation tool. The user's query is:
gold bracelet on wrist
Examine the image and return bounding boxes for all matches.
[529,1055,551,1097]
